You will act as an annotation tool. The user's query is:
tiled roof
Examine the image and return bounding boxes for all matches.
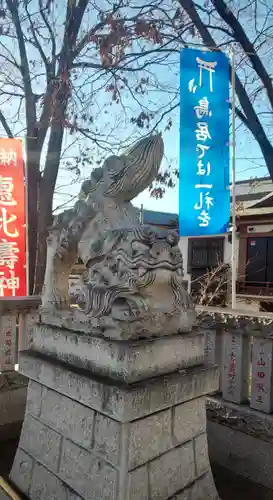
[247,192,273,209]
[143,209,178,227]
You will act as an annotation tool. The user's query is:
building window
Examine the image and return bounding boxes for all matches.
[246,236,273,286]
[188,237,224,271]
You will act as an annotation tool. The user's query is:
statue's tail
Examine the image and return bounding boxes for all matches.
[105,134,164,200]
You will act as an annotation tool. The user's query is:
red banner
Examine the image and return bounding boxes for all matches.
[0,138,27,296]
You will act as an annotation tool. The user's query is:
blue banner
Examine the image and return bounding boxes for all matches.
[179,48,230,236]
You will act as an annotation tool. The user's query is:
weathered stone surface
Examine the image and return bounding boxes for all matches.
[30,462,75,500]
[203,327,222,366]
[0,370,28,391]
[0,313,18,371]
[207,395,273,445]
[0,386,27,428]
[26,380,43,417]
[173,397,206,445]
[171,489,191,500]
[59,439,118,500]
[222,329,249,404]
[194,433,210,476]
[251,337,273,413]
[11,350,220,500]
[19,351,219,422]
[123,385,150,421]
[193,368,219,400]
[0,488,10,500]
[149,366,219,416]
[202,326,223,394]
[0,296,40,314]
[126,466,149,500]
[18,309,40,351]
[94,414,120,465]
[170,473,219,500]
[149,442,195,500]
[208,418,273,490]
[191,472,219,500]
[20,351,105,412]
[0,371,28,436]
[32,325,204,383]
[10,448,34,495]
[41,388,94,449]
[128,409,172,469]
[19,415,61,472]
[69,493,83,500]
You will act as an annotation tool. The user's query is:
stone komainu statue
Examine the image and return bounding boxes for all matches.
[42,134,195,339]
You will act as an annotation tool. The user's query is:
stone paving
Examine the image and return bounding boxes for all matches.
[0,487,10,500]
[0,489,10,500]
[213,464,273,500]
[0,478,19,500]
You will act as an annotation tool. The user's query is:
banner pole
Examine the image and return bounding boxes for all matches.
[230,48,237,309]
[23,136,30,296]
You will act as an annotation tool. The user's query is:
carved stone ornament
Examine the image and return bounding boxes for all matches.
[41,134,196,339]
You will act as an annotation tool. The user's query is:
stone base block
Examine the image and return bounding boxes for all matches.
[31,323,205,383]
[10,351,219,500]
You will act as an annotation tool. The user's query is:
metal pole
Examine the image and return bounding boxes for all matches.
[231,48,237,309]
[23,136,30,296]
[139,204,144,224]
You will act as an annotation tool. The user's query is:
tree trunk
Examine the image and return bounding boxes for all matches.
[34,183,53,294]
[33,111,67,294]
[25,138,41,294]
[260,142,273,181]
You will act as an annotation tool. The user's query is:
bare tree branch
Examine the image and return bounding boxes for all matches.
[178,0,273,178]
[0,110,13,137]
[6,0,37,134]
[212,0,273,110]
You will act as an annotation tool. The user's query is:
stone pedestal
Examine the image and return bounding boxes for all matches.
[10,325,220,500]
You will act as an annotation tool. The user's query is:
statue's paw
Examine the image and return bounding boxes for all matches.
[56,242,69,259]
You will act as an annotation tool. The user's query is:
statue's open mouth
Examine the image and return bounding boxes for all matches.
[135,261,183,277]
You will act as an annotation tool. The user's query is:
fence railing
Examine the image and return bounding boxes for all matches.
[0,297,40,373]
[236,280,273,297]
[197,305,273,414]
[2,298,273,419]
